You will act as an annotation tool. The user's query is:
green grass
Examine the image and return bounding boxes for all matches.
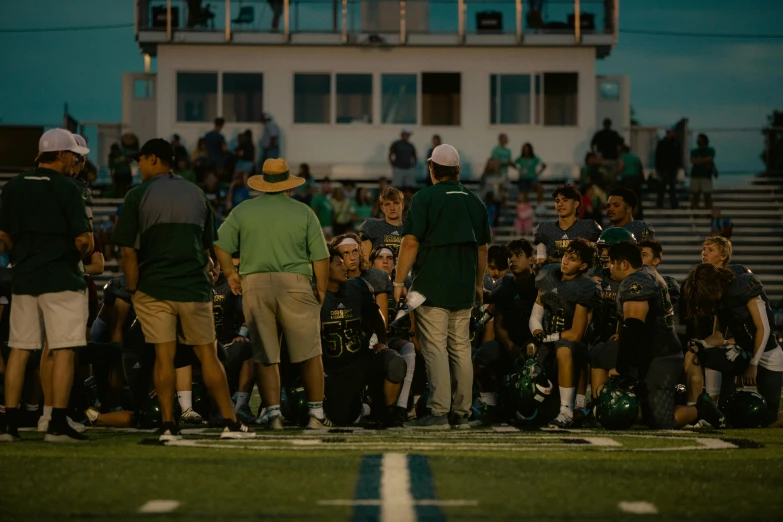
[1,427,782,521]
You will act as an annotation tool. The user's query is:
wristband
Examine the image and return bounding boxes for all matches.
[238,326,249,338]
[393,282,406,288]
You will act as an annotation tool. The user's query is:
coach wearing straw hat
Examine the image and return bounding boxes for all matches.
[214,158,332,429]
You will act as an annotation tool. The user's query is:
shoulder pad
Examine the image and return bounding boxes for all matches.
[576,274,602,307]
[727,264,751,276]
[362,268,392,295]
[619,269,658,302]
[729,273,763,301]
[535,263,559,289]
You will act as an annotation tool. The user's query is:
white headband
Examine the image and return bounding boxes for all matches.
[337,238,360,248]
[377,248,394,257]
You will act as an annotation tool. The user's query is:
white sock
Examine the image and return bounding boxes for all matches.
[396,342,416,408]
[234,392,250,413]
[25,403,39,412]
[260,404,281,420]
[480,392,498,407]
[177,391,193,411]
[686,402,696,406]
[559,387,576,414]
[308,401,325,419]
[43,405,53,420]
[575,394,586,409]
[705,369,722,397]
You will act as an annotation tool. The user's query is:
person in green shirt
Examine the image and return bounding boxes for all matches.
[616,143,646,219]
[690,133,716,210]
[0,129,93,443]
[513,142,546,205]
[310,182,334,240]
[394,144,491,429]
[487,133,513,201]
[353,187,373,229]
[214,158,333,430]
[174,157,198,184]
[113,138,253,442]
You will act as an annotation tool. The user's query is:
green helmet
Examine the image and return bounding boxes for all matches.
[192,381,211,419]
[136,394,181,429]
[505,358,553,418]
[596,227,636,247]
[720,391,768,428]
[595,376,639,430]
[286,385,310,427]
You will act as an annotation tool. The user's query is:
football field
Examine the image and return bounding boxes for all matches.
[1,424,782,522]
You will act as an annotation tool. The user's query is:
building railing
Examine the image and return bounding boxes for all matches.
[136,0,617,43]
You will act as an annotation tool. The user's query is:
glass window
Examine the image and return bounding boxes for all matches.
[600,80,620,100]
[381,74,417,125]
[294,74,331,124]
[422,73,461,126]
[490,74,531,125]
[177,72,217,122]
[336,74,372,124]
[543,73,578,126]
[223,73,263,123]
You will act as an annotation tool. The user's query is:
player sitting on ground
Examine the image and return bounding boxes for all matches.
[530,238,602,428]
[332,233,392,325]
[534,185,602,266]
[321,250,407,427]
[605,188,655,241]
[358,186,405,260]
[607,242,723,429]
[682,264,783,428]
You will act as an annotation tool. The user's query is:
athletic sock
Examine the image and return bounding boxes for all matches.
[43,405,53,420]
[5,407,20,431]
[262,404,281,420]
[396,342,416,408]
[308,401,325,419]
[559,387,576,415]
[25,403,39,412]
[479,392,498,407]
[575,394,586,409]
[51,408,68,431]
[234,392,250,413]
[177,391,193,411]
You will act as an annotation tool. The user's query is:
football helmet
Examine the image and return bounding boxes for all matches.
[102,276,131,307]
[594,376,639,430]
[596,228,636,266]
[504,358,553,419]
[720,390,768,428]
[286,385,309,427]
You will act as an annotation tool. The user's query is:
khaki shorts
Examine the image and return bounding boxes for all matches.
[132,290,215,346]
[690,177,713,194]
[242,272,322,365]
[10,290,88,350]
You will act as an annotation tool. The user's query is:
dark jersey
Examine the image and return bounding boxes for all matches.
[616,266,680,361]
[213,276,243,344]
[535,264,601,335]
[662,275,680,311]
[361,268,392,297]
[492,272,538,345]
[358,218,404,256]
[717,272,777,354]
[321,278,376,372]
[70,175,94,219]
[622,220,655,241]
[534,219,602,261]
[596,275,621,341]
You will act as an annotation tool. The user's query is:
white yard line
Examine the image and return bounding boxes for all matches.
[618,501,658,515]
[317,500,478,507]
[381,453,416,522]
[138,500,180,513]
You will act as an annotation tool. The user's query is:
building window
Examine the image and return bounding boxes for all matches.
[381,74,417,125]
[490,74,532,125]
[294,74,331,124]
[336,74,372,124]
[600,80,620,100]
[176,72,217,123]
[543,73,578,126]
[223,73,264,123]
[422,73,461,126]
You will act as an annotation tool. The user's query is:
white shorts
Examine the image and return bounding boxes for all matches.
[9,290,88,350]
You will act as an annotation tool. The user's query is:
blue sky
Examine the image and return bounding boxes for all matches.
[0,0,781,170]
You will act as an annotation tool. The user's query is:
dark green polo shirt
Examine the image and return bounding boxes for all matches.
[0,168,91,296]
[690,146,716,179]
[402,180,491,309]
[112,173,216,303]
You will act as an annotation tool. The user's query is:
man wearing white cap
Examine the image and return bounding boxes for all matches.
[389,129,418,189]
[0,129,94,442]
[394,144,491,429]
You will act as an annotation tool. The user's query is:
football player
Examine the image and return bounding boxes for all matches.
[533,185,602,266]
[473,239,538,424]
[529,238,602,428]
[358,187,405,260]
[638,239,680,311]
[332,233,392,325]
[321,250,407,427]
[605,188,655,241]
[682,264,783,427]
[608,242,723,429]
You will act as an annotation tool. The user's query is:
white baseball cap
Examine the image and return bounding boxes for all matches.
[73,134,91,156]
[38,128,90,155]
[428,144,460,167]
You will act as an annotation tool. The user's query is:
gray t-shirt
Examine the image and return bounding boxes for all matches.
[390,139,417,169]
[358,218,404,256]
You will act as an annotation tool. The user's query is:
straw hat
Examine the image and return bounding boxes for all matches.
[248,158,305,193]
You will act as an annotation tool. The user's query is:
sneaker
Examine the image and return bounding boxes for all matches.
[38,414,87,433]
[44,424,88,443]
[548,410,574,429]
[220,420,256,439]
[451,415,471,430]
[696,392,726,429]
[0,425,20,443]
[256,407,285,426]
[404,414,450,430]
[180,408,206,425]
[268,416,284,431]
[306,415,334,430]
[235,405,256,426]
[157,422,180,442]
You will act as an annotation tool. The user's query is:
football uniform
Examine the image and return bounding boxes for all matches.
[616,266,683,429]
[662,275,680,311]
[534,219,602,263]
[622,220,655,241]
[589,275,621,371]
[358,218,404,256]
[213,275,244,345]
[361,267,393,298]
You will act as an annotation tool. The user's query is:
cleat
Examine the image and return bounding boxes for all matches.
[255,407,285,426]
[179,408,206,425]
[45,424,88,443]
[157,422,180,442]
[306,415,334,430]
[0,425,20,443]
[268,416,284,431]
[697,392,726,429]
[38,414,86,433]
[404,414,450,430]
[383,406,406,428]
[548,411,574,429]
[220,421,256,439]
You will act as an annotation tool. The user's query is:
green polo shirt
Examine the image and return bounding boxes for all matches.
[402,180,492,309]
[691,146,716,179]
[515,156,541,181]
[311,193,332,228]
[0,168,91,296]
[215,192,329,278]
[619,152,643,177]
[112,173,215,303]
[491,145,512,177]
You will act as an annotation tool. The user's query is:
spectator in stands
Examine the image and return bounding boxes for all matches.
[591,118,622,178]
[424,135,441,187]
[491,133,514,189]
[353,188,373,229]
[293,163,314,205]
[260,113,280,163]
[174,157,197,184]
[485,192,500,232]
[710,207,733,239]
[269,0,284,31]
[480,158,503,201]
[343,181,357,200]
[234,129,256,176]
[616,143,645,219]
[204,117,228,177]
[514,142,545,207]
[690,133,716,210]
[581,152,606,189]
[514,192,534,236]
[331,186,355,235]
[226,172,251,212]
[110,133,138,198]
[191,138,208,182]
[172,134,189,166]
[389,129,417,189]
[655,127,682,209]
[311,181,334,240]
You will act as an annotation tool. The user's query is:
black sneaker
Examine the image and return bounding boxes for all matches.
[44,423,88,443]
[696,392,726,429]
[220,420,256,439]
[0,424,20,443]
[383,406,406,428]
[157,422,180,442]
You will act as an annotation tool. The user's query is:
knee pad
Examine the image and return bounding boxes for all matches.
[385,352,407,384]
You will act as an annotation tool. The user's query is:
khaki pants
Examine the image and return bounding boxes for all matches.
[414,306,473,417]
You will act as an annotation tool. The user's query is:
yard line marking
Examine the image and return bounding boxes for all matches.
[138,500,180,513]
[696,438,738,450]
[319,500,478,507]
[491,426,520,432]
[584,437,623,447]
[381,453,416,522]
[618,501,658,514]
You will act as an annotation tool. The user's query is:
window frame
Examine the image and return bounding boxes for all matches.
[487,71,578,129]
[334,73,374,125]
[175,70,220,124]
[489,73,535,127]
[292,71,335,126]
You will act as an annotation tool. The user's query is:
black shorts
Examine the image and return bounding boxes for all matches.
[589,340,618,371]
[638,353,684,429]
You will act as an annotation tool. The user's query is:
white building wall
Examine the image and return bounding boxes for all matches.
[155,44,598,179]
